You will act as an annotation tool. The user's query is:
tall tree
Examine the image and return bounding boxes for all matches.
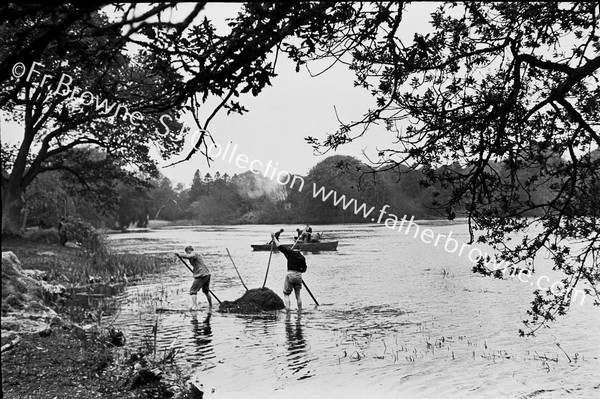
[116,183,150,229]
[0,4,191,234]
[149,176,179,221]
[22,170,70,229]
[189,169,205,201]
[296,2,600,333]
[1,2,353,234]
[298,155,390,223]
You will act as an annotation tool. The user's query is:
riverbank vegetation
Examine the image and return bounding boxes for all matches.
[2,225,170,288]
[1,1,597,339]
[18,153,564,230]
[2,232,196,398]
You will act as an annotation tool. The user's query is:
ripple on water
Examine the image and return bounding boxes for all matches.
[107,224,600,398]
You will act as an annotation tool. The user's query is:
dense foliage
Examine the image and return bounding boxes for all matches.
[2,2,598,334]
[292,2,599,335]
[26,152,566,233]
[1,3,352,234]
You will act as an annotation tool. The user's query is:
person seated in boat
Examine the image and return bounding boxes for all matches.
[295,228,305,242]
[303,224,312,242]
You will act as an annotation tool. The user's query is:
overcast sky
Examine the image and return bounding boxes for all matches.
[159,52,393,184]
[1,2,436,186]
[157,2,435,185]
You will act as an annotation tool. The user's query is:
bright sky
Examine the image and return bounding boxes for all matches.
[158,2,435,185]
[1,2,436,186]
[160,54,392,184]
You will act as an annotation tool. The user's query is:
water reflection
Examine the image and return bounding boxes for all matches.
[109,224,600,397]
[285,312,313,380]
[189,311,215,368]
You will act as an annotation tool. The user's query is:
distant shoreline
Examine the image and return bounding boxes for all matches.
[144,216,471,228]
[100,217,471,235]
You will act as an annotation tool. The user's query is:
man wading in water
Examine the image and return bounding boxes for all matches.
[271,232,307,311]
[175,246,212,310]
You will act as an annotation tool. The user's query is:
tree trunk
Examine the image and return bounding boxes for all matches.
[1,183,25,236]
[21,194,29,231]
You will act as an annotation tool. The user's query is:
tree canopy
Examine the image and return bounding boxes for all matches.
[294,2,599,335]
[2,2,598,334]
[0,3,351,234]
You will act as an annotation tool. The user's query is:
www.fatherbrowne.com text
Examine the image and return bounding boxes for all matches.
[204,140,586,306]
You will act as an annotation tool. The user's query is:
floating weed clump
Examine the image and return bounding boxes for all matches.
[328,313,585,372]
[219,287,285,313]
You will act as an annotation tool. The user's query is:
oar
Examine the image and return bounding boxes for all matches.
[175,254,222,304]
[302,280,319,306]
[225,248,249,291]
[262,241,274,288]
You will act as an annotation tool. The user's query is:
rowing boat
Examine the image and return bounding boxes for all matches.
[251,241,338,251]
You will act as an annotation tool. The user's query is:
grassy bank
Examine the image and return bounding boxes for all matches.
[2,234,170,287]
[1,233,195,398]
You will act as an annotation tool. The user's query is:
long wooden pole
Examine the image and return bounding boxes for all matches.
[225,248,249,291]
[175,254,221,304]
[302,280,319,306]
[286,236,317,305]
[262,241,274,288]
[290,235,302,250]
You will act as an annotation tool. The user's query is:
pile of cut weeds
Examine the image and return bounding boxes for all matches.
[219,287,285,313]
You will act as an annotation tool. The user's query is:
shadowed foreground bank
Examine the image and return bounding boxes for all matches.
[1,248,198,399]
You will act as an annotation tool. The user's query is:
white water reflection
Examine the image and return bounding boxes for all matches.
[107,223,600,398]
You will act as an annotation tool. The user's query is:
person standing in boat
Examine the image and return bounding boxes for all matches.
[271,232,307,311]
[176,246,212,310]
[269,228,285,244]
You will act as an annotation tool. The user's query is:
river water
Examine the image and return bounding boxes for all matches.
[107,222,599,399]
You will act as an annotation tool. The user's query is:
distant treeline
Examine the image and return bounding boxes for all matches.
[136,154,462,226]
[24,154,552,230]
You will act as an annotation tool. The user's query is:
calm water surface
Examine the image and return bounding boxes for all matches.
[107,222,600,399]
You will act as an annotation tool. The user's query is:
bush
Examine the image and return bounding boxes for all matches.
[63,216,107,253]
[25,228,60,244]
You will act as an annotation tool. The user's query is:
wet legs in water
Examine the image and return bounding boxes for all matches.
[205,291,213,309]
[190,292,212,310]
[284,289,302,311]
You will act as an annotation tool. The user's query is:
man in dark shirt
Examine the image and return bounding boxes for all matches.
[268,228,285,245]
[271,232,307,310]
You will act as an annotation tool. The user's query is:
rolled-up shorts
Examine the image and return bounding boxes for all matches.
[283,271,302,295]
[190,275,211,295]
